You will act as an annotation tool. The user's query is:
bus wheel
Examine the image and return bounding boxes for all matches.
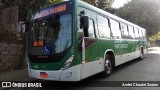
[139,49,144,60]
[102,54,112,76]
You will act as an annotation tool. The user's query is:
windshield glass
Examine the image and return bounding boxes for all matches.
[29,14,72,55]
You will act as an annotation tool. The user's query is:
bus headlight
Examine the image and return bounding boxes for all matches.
[62,55,74,70]
[27,61,32,69]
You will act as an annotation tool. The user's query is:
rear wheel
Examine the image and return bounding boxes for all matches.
[101,54,112,76]
[139,48,144,60]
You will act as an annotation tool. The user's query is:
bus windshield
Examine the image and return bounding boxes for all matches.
[29,14,72,55]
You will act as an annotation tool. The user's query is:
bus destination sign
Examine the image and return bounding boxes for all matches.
[32,1,72,20]
[33,4,66,20]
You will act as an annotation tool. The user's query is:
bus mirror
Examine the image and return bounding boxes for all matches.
[80,16,89,30]
[21,22,30,33]
[21,23,26,33]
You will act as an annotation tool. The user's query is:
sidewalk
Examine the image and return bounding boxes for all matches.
[148,47,160,54]
[0,68,36,90]
[0,68,35,81]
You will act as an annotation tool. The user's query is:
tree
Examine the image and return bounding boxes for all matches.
[0,0,63,21]
[82,0,113,10]
[149,32,160,42]
[116,0,160,37]
[0,0,18,7]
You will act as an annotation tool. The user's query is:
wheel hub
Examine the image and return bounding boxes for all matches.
[105,59,111,72]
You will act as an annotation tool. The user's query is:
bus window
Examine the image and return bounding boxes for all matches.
[139,29,143,39]
[88,19,95,38]
[120,23,129,38]
[97,15,111,38]
[110,19,122,38]
[128,26,135,39]
[142,30,146,40]
[141,29,144,38]
[134,28,140,39]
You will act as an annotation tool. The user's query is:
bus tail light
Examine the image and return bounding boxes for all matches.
[62,55,74,70]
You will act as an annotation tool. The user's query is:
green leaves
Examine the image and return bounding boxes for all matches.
[82,0,113,10]
[149,32,160,41]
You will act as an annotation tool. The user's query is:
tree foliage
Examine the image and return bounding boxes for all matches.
[116,0,160,37]
[149,32,160,41]
[19,0,63,21]
[0,0,63,21]
[82,0,113,10]
[0,0,19,7]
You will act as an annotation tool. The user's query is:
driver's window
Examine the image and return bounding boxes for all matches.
[77,15,95,39]
[88,19,95,38]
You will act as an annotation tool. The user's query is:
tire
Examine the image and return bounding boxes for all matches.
[101,54,113,77]
[139,49,144,60]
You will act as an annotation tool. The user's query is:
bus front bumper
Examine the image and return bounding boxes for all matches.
[28,65,81,81]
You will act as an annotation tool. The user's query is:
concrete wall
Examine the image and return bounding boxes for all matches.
[0,42,24,72]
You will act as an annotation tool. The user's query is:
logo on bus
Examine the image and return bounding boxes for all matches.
[43,45,51,55]
[114,44,128,49]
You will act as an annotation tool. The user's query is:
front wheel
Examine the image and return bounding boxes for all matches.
[101,55,113,77]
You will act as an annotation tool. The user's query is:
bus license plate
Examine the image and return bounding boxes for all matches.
[40,72,48,78]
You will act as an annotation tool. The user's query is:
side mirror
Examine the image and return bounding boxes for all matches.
[20,22,30,38]
[21,22,30,33]
[80,16,89,30]
[21,23,26,33]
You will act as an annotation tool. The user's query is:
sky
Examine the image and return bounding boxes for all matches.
[112,0,131,8]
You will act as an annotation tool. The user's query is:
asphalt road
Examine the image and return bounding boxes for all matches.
[9,47,160,90]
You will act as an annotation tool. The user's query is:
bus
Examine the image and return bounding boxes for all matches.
[27,0,147,81]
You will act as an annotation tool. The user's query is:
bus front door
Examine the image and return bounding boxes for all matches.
[81,37,101,79]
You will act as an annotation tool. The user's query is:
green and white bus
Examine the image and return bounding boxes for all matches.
[27,0,147,81]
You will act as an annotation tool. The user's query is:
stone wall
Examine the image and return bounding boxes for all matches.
[0,6,25,72]
[0,41,24,72]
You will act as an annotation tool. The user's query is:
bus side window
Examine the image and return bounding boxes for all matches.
[110,19,122,39]
[139,29,143,39]
[141,30,146,40]
[128,26,135,39]
[134,28,140,39]
[87,19,96,38]
[97,15,111,38]
[77,16,95,39]
[120,23,129,38]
